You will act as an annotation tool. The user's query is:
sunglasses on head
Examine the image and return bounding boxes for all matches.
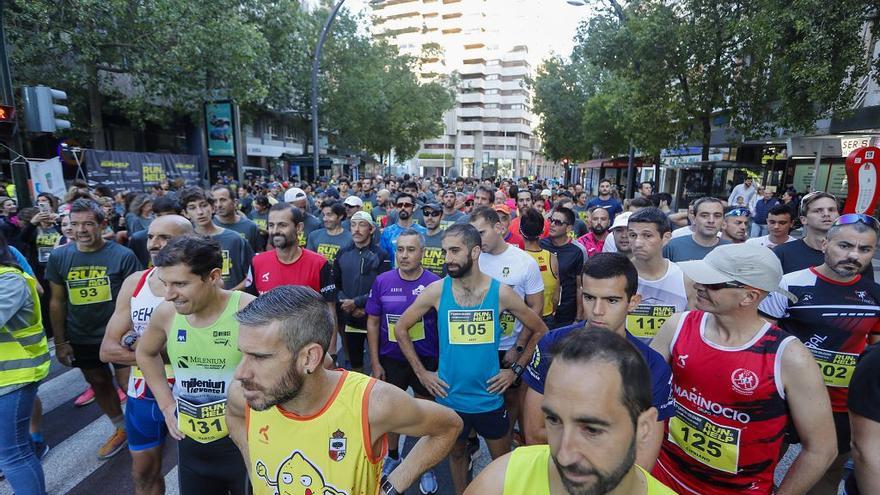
[833,213,880,232]
[725,208,751,218]
[703,281,749,291]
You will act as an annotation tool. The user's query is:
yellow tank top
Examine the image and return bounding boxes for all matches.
[526,249,557,316]
[247,370,387,495]
[503,445,678,494]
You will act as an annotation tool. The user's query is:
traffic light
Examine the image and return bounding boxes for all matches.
[562,158,570,167]
[22,86,71,133]
[0,105,14,123]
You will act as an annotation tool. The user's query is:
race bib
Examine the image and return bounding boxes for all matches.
[345,325,367,334]
[67,277,112,305]
[500,311,516,337]
[177,397,228,443]
[668,403,741,474]
[254,218,267,231]
[38,246,53,263]
[363,201,373,213]
[386,314,425,342]
[221,250,231,277]
[448,309,495,345]
[627,305,676,339]
[297,231,307,247]
[810,348,858,388]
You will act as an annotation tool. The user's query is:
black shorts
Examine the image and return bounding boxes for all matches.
[455,406,509,441]
[379,355,438,398]
[69,342,130,370]
[177,436,248,495]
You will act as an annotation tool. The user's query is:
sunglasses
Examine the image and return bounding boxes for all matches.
[549,218,568,226]
[703,281,748,291]
[423,210,442,217]
[833,213,880,232]
[396,202,414,208]
[725,208,751,218]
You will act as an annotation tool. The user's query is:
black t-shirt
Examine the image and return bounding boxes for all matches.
[774,238,874,280]
[540,238,584,326]
[845,344,880,495]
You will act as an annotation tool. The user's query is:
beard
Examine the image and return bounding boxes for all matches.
[399,209,411,220]
[552,435,636,495]
[271,233,293,249]
[242,364,305,411]
[590,225,607,236]
[831,259,863,278]
[446,253,474,278]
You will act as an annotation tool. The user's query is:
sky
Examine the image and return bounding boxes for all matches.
[340,0,596,66]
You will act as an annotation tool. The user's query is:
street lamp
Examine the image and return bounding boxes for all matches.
[311,0,347,177]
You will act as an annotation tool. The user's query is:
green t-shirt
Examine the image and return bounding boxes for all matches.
[46,241,141,344]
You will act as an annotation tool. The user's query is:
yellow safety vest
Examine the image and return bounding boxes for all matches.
[247,370,386,495]
[0,266,49,392]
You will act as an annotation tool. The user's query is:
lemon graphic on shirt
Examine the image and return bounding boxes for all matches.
[255,451,346,495]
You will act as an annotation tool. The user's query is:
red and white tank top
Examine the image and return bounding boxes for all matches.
[653,310,795,495]
[128,268,173,399]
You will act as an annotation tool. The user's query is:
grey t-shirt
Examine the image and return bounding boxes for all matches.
[46,241,141,344]
[299,213,323,247]
[421,230,446,276]
[215,215,263,253]
[213,228,255,290]
[663,235,731,262]
[440,211,468,230]
[306,228,353,264]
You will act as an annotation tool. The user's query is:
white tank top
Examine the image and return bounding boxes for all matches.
[628,261,689,344]
[128,268,172,398]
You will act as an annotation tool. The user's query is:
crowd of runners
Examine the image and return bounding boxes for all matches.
[1,172,879,495]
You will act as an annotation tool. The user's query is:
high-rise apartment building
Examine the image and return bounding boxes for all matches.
[371,0,541,178]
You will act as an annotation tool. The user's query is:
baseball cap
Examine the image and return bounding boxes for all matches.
[284,187,307,203]
[610,211,632,230]
[422,202,442,213]
[540,189,552,197]
[493,204,511,216]
[678,243,797,303]
[350,211,374,227]
[343,196,363,207]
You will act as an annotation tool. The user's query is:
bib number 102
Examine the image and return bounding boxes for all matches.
[456,322,487,336]
[187,418,223,435]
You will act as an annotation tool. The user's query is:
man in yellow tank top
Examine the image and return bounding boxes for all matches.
[137,235,256,494]
[467,329,678,495]
[520,207,559,324]
[225,285,463,495]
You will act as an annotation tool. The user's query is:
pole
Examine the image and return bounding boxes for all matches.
[624,144,635,199]
[311,0,346,177]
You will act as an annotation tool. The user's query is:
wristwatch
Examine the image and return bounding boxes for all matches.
[511,363,525,378]
[380,474,399,495]
[515,344,525,353]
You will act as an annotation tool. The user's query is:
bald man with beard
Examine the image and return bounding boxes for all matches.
[99,215,194,495]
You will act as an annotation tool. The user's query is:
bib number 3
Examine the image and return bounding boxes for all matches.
[177,397,229,443]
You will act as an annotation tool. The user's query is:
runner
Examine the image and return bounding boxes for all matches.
[773,191,841,274]
[224,285,461,495]
[46,199,141,459]
[556,196,588,240]
[540,206,585,327]
[845,344,880,495]
[127,196,182,267]
[626,208,694,343]
[586,178,624,221]
[136,235,256,494]
[719,206,750,244]
[333,212,391,372]
[212,185,263,253]
[494,204,525,249]
[306,200,353,264]
[474,185,494,208]
[520,208,559,326]
[372,188,392,226]
[99,215,193,495]
[469,206,545,439]
[745,203,795,249]
[0,242,49,495]
[421,202,447,277]
[604,211,633,257]
[247,194,270,248]
[650,243,837,495]
[381,193,427,268]
[283,187,322,247]
[510,189,549,239]
[360,177,377,214]
[521,253,673,471]
[751,186,781,238]
[468,329,676,495]
[365,230,443,494]
[392,223,548,495]
[573,190,589,222]
[575,206,610,258]
[662,197,729,262]
[179,186,254,291]
[758,214,880,494]
[441,189,468,228]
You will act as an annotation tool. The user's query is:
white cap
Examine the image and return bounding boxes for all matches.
[541,189,551,197]
[343,196,364,207]
[679,243,797,302]
[611,211,632,230]
[350,211,374,227]
[284,187,307,203]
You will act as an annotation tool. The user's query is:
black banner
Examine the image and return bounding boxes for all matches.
[85,150,202,191]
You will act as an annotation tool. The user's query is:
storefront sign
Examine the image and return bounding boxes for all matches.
[843,146,880,214]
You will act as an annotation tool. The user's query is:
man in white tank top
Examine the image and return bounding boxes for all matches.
[99,215,193,495]
[626,208,695,344]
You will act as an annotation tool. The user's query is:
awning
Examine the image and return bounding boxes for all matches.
[666,160,764,170]
[579,157,648,169]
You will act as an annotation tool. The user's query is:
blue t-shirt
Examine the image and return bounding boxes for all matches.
[586,197,624,221]
[523,321,674,421]
[380,222,428,268]
[9,246,34,276]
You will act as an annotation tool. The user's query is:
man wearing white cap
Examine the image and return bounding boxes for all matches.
[283,187,322,247]
[649,243,837,495]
